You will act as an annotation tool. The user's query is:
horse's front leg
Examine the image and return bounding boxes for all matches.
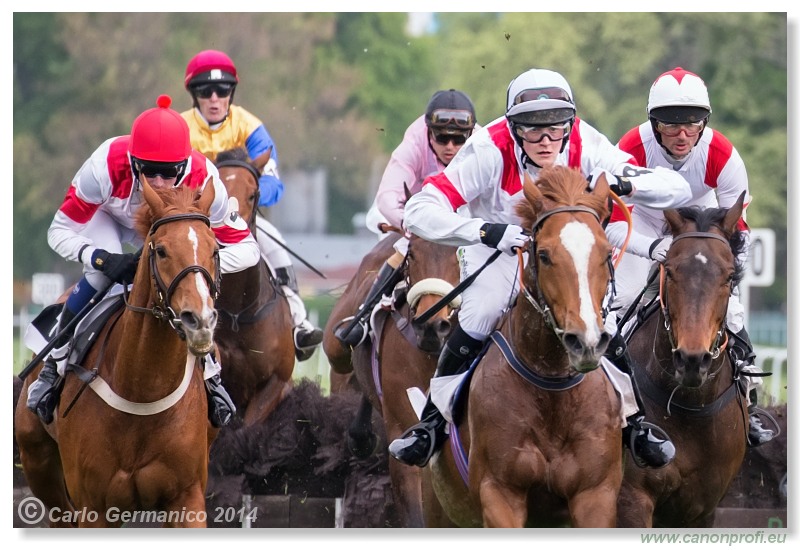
[478,477,527,527]
[165,485,208,527]
[617,485,655,528]
[568,482,620,527]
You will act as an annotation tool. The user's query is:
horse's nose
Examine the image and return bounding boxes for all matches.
[432,318,452,340]
[562,332,586,356]
[673,349,713,387]
[180,309,218,332]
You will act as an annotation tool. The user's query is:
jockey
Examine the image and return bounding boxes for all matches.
[389,68,697,470]
[335,89,478,347]
[27,95,259,428]
[612,67,774,447]
[182,49,323,361]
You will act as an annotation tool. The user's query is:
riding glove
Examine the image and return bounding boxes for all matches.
[649,237,673,262]
[480,223,529,255]
[91,249,139,284]
[587,168,634,196]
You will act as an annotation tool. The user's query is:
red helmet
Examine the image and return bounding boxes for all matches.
[129,95,192,163]
[184,50,239,89]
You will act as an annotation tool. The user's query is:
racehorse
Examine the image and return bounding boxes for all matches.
[617,194,749,528]
[352,231,460,527]
[15,180,220,527]
[428,166,623,527]
[214,148,295,426]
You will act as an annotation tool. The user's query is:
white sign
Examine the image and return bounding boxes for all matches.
[31,273,65,306]
[742,228,775,287]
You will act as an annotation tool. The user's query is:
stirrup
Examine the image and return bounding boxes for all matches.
[626,420,675,469]
[747,407,779,447]
[334,316,369,348]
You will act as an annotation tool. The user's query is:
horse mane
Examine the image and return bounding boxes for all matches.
[667,204,747,286]
[515,166,608,229]
[133,185,204,238]
[216,147,251,164]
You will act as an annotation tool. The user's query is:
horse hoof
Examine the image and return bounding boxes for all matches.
[347,433,379,459]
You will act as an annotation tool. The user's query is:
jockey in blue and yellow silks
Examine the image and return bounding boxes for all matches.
[182,50,323,361]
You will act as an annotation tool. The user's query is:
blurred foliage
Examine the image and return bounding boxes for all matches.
[13,12,787,311]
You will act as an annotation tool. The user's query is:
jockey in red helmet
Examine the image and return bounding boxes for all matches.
[27,95,259,428]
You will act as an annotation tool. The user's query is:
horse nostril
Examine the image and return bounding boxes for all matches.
[209,309,218,330]
[598,332,612,355]
[434,319,452,338]
[562,333,583,355]
[180,311,199,331]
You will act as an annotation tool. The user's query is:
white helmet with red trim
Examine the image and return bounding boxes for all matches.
[647,67,712,123]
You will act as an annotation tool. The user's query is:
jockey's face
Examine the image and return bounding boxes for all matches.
[196,90,231,125]
[521,133,563,168]
[428,129,469,166]
[148,175,178,189]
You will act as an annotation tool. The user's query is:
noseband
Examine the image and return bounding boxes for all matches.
[126,213,221,339]
[659,231,731,359]
[519,205,611,339]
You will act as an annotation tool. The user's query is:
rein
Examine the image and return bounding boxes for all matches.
[216,159,261,227]
[124,213,220,340]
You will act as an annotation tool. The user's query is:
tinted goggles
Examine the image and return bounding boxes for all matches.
[514,121,571,144]
[429,109,474,129]
[513,87,572,105]
[134,160,187,180]
[431,129,470,146]
[193,83,235,99]
[655,120,705,137]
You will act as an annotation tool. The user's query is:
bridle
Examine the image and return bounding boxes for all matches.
[125,213,221,340]
[518,205,612,341]
[215,159,261,228]
[659,231,731,359]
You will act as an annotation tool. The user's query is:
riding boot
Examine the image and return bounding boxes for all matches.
[205,373,236,428]
[388,326,483,467]
[27,307,77,424]
[607,331,676,469]
[276,266,323,361]
[730,327,775,447]
[335,261,403,348]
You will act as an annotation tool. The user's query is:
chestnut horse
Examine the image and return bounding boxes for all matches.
[617,194,749,527]
[214,149,295,426]
[351,232,460,527]
[15,180,220,527]
[428,167,623,527]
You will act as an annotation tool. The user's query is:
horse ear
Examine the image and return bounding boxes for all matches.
[664,208,685,235]
[197,176,216,214]
[721,191,746,234]
[251,148,272,173]
[140,175,165,218]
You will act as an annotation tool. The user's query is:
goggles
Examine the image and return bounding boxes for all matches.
[655,120,705,137]
[429,109,474,129]
[514,121,572,144]
[192,82,235,99]
[430,129,470,146]
[134,159,187,180]
[513,87,572,106]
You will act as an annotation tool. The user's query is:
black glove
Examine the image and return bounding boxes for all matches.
[479,223,529,255]
[91,249,139,284]
[609,175,633,196]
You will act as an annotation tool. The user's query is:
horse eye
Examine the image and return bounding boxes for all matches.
[249,193,257,204]
[537,250,551,266]
[155,245,167,259]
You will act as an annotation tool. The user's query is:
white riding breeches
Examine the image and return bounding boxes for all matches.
[457,244,520,341]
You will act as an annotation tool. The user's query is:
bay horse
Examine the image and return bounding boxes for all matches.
[214,148,295,426]
[428,166,623,527]
[617,194,749,528]
[14,179,220,527]
[349,231,460,527]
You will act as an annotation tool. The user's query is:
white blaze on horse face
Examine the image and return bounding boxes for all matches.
[560,221,603,345]
[186,227,214,314]
[694,252,709,264]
